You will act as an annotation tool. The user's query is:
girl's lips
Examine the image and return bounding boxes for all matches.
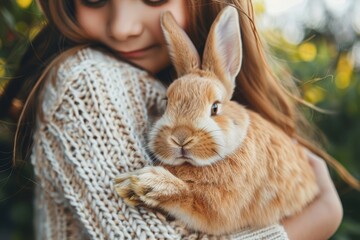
[117,45,156,59]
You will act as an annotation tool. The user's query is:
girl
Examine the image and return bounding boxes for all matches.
[0,0,348,239]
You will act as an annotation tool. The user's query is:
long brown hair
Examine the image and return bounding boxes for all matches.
[0,0,358,188]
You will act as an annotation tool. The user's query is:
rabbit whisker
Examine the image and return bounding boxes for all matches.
[212,149,223,160]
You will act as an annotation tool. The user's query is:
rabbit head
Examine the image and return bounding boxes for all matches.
[149,6,249,166]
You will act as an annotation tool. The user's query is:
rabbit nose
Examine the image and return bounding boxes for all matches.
[170,127,193,147]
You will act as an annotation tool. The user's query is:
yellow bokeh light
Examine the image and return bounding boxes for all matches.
[16,0,32,9]
[254,1,266,15]
[335,54,353,90]
[304,86,325,104]
[298,42,317,62]
[0,58,6,77]
[337,53,353,72]
[335,72,351,89]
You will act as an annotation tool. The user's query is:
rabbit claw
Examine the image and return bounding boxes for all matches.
[114,166,179,208]
[114,178,142,207]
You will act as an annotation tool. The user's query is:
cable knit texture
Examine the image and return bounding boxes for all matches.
[31,47,288,239]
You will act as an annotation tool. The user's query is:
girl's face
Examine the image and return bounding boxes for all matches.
[75,0,188,74]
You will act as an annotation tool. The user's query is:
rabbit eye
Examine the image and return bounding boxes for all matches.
[211,102,220,116]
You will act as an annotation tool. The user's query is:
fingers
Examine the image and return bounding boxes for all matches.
[304,148,329,174]
[304,148,338,194]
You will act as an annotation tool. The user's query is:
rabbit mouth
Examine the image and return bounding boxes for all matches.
[176,156,192,160]
[174,156,195,165]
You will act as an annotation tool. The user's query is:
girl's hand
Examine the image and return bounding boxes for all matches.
[282,149,343,240]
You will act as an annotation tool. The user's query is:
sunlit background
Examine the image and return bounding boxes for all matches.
[255,0,360,103]
[1,0,360,239]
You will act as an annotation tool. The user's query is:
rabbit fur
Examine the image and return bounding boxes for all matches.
[114,6,319,235]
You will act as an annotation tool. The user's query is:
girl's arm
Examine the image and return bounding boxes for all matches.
[282,150,343,240]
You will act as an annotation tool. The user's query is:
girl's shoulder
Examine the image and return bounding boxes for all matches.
[46,46,155,91]
[40,47,165,120]
[56,47,136,78]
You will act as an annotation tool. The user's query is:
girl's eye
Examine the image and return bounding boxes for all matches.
[211,102,221,116]
[80,0,108,8]
[143,0,169,7]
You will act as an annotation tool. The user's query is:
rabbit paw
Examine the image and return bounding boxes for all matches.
[114,177,142,207]
[114,166,186,208]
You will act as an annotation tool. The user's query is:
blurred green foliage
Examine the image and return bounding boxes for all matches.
[0,1,359,240]
[0,1,42,240]
[0,1,43,80]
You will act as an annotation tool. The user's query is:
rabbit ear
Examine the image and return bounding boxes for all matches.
[161,12,200,77]
[202,6,242,96]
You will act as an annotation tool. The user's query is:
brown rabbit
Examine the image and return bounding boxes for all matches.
[114,6,319,235]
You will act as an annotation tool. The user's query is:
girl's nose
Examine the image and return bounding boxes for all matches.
[108,3,144,41]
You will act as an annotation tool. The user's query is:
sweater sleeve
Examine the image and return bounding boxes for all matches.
[31,48,288,240]
[31,48,180,239]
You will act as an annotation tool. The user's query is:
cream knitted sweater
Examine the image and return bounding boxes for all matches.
[31,47,288,240]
